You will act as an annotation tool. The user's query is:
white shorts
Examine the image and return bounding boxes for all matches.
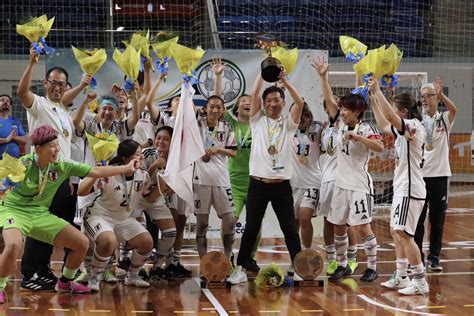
[166,194,192,217]
[318,181,335,217]
[328,187,373,226]
[390,196,424,236]
[144,195,174,221]
[292,187,319,218]
[193,184,234,217]
[82,214,148,244]
[74,191,100,225]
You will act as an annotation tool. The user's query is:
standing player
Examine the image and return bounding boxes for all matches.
[312,58,360,276]
[369,78,429,295]
[193,96,240,281]
[414,78,457,271]
[290,102,323,250]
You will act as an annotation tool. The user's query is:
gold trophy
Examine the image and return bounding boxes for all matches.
[200,251,231,289]
[293,249,325,287]
[256,33,282,83]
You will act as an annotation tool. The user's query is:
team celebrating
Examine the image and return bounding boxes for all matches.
[0,44,457,304]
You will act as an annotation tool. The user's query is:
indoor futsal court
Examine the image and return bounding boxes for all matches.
[1,0,474,315]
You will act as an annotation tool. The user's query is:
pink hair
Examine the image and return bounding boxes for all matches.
[30,125,59,146]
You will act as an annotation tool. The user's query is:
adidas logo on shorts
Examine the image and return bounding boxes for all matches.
[361,215,368,220]
[114,185,121,191]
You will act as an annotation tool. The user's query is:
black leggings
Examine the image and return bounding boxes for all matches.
[237,178,301,266]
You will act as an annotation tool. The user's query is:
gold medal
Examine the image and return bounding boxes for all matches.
[426,143,434,151]
[202,155,211,162]
[267,145,277,156]
[298,155,308,164]
[126,204,132,212]
[63,129,69,137]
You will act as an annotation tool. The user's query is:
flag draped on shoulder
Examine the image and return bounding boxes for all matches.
[162,84,204,206]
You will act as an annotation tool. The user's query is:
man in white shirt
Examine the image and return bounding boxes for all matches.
[236,71,305,273]
[414,78,457,272]
[16,46,92,291]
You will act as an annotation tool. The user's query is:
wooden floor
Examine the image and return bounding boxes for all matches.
[2,195,474,315]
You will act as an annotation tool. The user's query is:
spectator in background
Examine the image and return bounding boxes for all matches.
[0,94,27,158]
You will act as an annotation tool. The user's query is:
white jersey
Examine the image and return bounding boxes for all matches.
[421,111,453,177]
[193,116,236,187]
[27,95,73,159]
[392,119,427,200]
[290,122,323,189]
[157,110,176,128]
[249,110,299,180]
[319,112,341,184]
[133,109,157,144]
[85,169,152,222]
[334,120,381,194]
[142,146,161,186]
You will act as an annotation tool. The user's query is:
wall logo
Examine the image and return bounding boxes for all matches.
[195,59,246,109]
[235,222,245,234]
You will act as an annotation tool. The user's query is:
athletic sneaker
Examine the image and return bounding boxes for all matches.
[328,265,352,282]
[227,266,248,285]
[117,258,131,271]
[398,281,429,295]
[348,259,359,274]
[75,270,90,284]
[0,290,5,304]
[55,280,91,294]
[125,275,150,287]
[381,272,410,289]
[427,256,443,272]
[326,260,337,275]
[149,267,166,280]
[293,273,304,282]
[37,267,58,285]
[87,274,102,292]
[103,270,118,283]
[360,268,379,282]
[287,265,295,277]
[21,274,55,291]
[242,260,260,273]
[174,263,193,278]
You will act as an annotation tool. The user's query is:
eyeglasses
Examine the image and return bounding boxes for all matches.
[420,94,437,100]
[46,79,67,88]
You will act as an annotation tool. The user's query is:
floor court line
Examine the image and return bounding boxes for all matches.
[357,294,445,316]
[194,278,228,316]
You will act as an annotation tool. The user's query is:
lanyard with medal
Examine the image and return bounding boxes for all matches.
[267,116,284,171]
[295,129,309,164]
[33,154,51,200]
[236,123,251,149]
[342,121,360,147]
[51,105,70,137]
[322,125,336,156]
[422,113,438,151]
[121,172,135,212]
[202,124,217,162]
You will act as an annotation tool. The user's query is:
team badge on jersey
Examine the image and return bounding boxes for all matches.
[48,170,59,181]
[308,132,317,142]
[216,131,225,142]
[134,180,143,191]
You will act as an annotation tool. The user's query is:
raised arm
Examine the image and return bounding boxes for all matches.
[249,74,264,117]
[16,47,38,108]
[138,58,153,113]
[368,77,403,132]
[434,78,457,124]
[126,89,140,131]
[145,73,166,123]
[61,74,92,107]
[87,158,139,178]
[212,56,225,98]
[72,92,97,134]
[280,70,304,124]
[311,56,338,118]
[368,93,391,134]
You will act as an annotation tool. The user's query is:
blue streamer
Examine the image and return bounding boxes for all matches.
[1,177,18,193]
[345,52,364,64]
[380,74,399,88]
[182,70,198,86]
[90,77,97,89]
[123,79,134,92]
[284,275,294,287]
[156,56,169,75]
[351,72,372,102]
[32,37,55,55]
[139,55,146,72]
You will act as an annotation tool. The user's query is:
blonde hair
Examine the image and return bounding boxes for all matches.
[420,83,435,91]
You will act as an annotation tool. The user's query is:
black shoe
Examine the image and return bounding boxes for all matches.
[118,258,131,271]
[21,275,55,291]
[174,263,193,278]
[36,267,58,285]
[427,256,443,272]
[149,266,166,280]
[242,260,260,273]
[360,268,379,282]
[328,265,352,282]
[138,268,149,281]
[164,265,178,279]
